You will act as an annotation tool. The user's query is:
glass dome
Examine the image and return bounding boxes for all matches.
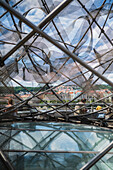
[0,122,113,169]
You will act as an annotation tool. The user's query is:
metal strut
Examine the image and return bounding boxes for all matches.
[1,0,113,88]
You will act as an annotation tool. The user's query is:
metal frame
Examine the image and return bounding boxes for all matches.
[0,1,113,169]
[1,0,113,88]
[80,141,113,170]
[0,149,14,170]
[2,149,113,154]
[1,0,73,62]
[0,121,113,169]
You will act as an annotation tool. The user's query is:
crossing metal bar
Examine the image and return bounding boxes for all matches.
[0,149,14,170]
[80,141,113,170]
[1,0,73,62]
[1,0,113,88]
[0,0,23,19]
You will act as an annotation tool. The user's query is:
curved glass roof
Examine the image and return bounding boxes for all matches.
[0,122,113,169]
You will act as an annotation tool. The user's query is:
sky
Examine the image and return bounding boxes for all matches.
[1,0,113,87]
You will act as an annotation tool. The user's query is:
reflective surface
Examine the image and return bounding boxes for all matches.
[1,0,113,119]
[0,122,113,169]
[1,0,113,169]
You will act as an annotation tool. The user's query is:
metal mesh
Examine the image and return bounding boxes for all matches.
[0,0,113,122]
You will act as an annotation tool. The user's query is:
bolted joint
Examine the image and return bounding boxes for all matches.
[92,18,95,22]
[82,5,85,8]
[101,29,104,33]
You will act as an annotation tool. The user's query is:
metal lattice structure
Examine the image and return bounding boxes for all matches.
[0,122,113,170]
[1,0,113,121]
[1,1,113,169]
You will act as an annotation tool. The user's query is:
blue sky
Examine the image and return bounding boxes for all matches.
[1,0,113,87]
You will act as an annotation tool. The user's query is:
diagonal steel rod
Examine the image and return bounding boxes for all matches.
[1,0,113,88]
[41,0,69,49]
[2,0,80,110]
[0,149,14,170]
[99,3,113,38]
[73,0,106,54]
[77,0,113,46]
[80,141,113,170]
[1,0,73,62]
[0,0,23,19]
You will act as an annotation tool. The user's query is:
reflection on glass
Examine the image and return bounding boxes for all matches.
[0,122,113,169]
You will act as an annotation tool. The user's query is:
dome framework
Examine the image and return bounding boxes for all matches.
[0,0,113,169]
[0,0,113,119]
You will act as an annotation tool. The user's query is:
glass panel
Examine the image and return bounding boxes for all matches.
[4,152,113,170]
[0,122,113,169]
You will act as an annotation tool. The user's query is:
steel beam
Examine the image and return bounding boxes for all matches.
[80,141,113,170]
[2,149,113,154]
[1,1,113,88]
[2,0,73,62]
[0,149,14,170]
